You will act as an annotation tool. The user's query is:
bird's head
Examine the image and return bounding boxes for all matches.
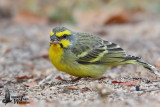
[50,26,74,48]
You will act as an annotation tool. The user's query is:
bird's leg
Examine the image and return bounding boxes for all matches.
[71,77,82,82]
[97,76,107,80]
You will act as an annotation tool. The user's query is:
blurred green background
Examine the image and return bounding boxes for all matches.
[0,0,160,26]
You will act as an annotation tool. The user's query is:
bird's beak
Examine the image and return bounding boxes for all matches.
[50,35,60,44]
[50,38,60,44]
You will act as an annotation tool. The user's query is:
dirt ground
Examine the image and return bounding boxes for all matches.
[0,13,160,107]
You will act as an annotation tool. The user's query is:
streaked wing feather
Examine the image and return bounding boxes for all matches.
[75,40,127,64]
[78,46,106,61]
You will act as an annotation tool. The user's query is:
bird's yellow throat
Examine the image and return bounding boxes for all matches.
[49,39,71,71]
[49,44,65,71]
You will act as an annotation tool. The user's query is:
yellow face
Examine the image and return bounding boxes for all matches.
[50,27,72,48]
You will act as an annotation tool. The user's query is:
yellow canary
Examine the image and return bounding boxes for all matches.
[49,26,160,79]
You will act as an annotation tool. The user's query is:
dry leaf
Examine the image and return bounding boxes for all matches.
[13,10,48,25]
[56,76,63,81]
[16,75,34,80]
[104,11,130,25]
[24,81,37,87]
[112,81,123,84]
[18,103,28,106]
[81,87,90,93]
[112,80,137,86]
[122,80,137,86]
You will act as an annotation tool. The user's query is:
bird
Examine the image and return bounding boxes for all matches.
[49,26,160,81]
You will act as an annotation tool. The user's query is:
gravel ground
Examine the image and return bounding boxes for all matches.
[0,14,160,107]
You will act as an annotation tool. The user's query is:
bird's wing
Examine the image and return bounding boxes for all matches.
[95,41,127,65]
[72,36,127,65]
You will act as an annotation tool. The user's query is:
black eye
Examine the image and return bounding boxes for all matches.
[63,34,67,38]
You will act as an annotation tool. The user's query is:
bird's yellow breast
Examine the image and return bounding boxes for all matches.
[49,41,107,78]
[49,44,66,71]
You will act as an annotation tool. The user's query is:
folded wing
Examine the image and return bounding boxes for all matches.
[72,39,127,65]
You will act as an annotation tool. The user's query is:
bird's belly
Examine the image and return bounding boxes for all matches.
[63,64,108,78]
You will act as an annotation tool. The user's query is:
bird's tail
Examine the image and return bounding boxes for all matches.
[124,55,160,77]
